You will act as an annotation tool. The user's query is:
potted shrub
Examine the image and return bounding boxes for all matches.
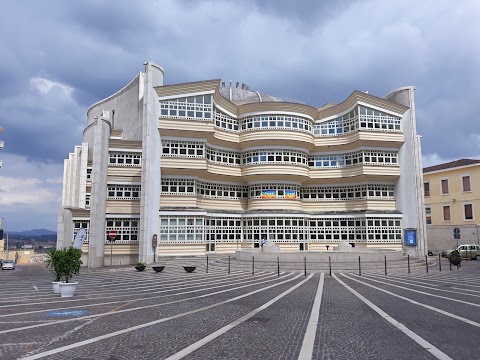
[449,250,462,267]
[45,248,64,293]
[56,247,83,297]
[135,262,146,271]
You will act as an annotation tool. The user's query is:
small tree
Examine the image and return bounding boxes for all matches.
[55,247,83,283]
[45,248,62,282]
[449,249,462,266]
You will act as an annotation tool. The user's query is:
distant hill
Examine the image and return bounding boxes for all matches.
[9,229,57,237]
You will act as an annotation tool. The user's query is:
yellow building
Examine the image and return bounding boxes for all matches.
[58,62,427,268]
[423,159,480,252]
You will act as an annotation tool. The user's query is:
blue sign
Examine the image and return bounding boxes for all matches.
[404,228,417,246]
[48,310,86,317]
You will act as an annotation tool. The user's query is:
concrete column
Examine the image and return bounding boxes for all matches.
[139,62,164,264]
[56,207,73,249]
[88,117,111,268]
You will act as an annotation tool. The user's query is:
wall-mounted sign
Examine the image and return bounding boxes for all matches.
[404,228,417,246]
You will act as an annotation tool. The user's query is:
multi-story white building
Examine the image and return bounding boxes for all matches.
[58,62,427,267]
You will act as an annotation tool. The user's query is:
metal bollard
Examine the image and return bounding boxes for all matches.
[407,254,410,274]
[449,260,452,271]
[329,256,332,276]
[206,255,209,273]
[228,255,231,274]
[304,256,307,276]
[358,256,361,276]
[252,256,255,276]
[438,254,441,272]
[277,257,280,276]
[384,255,387,276]
[425,255,428,273]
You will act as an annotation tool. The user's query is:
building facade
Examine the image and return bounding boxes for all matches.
[423,159,480,253]
[58,62,426,267]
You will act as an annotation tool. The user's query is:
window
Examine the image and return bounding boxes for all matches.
[441,179,449,195]
[424,182,430,197]
[462,175,471,192]
[464,204,473,220]
[425,207,432,225]
[443,205,451,221]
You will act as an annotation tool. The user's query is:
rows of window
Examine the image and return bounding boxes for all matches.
[161,141,205,158]
[159,215,402,243]
[107,184,141,200]
[161,141,399,168]
[73,218,140,244]
[214,108,239,132]
[242,149,308,166]
[160,96,402,137]
[109,152,141,167]
[105,218,139,243]
[423,175,471,197]
[161,179,395,201]
[160,95,212,120]
[308,150,398,168]
[206,147,241,166]
[241,114,313,133]
[301,184,394,201]
[425,203,474,223]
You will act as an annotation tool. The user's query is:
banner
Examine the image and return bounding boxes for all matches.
[73,228,88,249]
[285,190,297,199]
[261,190,276,199]
[404,228,417,246]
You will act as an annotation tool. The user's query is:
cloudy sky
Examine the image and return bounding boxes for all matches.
[0,0,479,231]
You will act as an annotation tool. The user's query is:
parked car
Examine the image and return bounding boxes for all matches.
[447,244,480,260]
[1,260,15,270]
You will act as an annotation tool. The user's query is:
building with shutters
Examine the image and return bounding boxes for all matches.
[57,62,426,267]
[423,159,480,253]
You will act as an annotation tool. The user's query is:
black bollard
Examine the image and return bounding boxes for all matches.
[304,256,307,276]
[206,255,209,273]
[425,255,428,273]
[358,256,361,276]
[329,256,332,276]
[252,256,254,276]
[277,257,280,276]
[384,255,387,276]
[450,260,452,271]
[438,254,441,272]
[228,255,231,274]
[407,254,410,274]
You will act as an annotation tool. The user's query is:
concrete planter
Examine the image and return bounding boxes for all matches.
[152,266,165,273]
[52,281,65,294]
[58,282,78,297]
[183,266,196,273]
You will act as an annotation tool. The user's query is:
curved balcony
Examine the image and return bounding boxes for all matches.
[302,199,396,212]
[239,130,314,148]
[242,164,309,181]
[314,131,404,151]
[247,198,303,212]
[309,165,400,181]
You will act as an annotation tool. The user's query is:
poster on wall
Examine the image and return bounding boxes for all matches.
[404,228,417,246]
[261,190,276,198]
[285,190,297,199]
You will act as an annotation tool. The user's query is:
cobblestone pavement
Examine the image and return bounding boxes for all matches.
[0,258,479,359]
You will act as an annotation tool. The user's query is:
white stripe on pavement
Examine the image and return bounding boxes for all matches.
[166,274,315,360]
[341,274,480,328]
[19,274,303,360]
[298,273,324,360]
[333,274,452,360]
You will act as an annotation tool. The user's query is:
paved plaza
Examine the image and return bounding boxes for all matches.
[0,257,479,360]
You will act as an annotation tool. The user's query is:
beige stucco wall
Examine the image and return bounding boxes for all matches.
[424,163,480,252]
